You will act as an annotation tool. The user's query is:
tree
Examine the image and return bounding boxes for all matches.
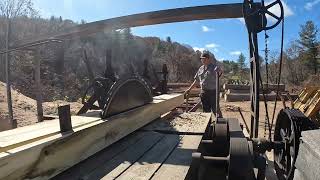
[0,0,37,127]
[121,28,132,40]
[80,19,86,24]
[298,21,319,74]
[237,53,246,72]
[166,36,172,43]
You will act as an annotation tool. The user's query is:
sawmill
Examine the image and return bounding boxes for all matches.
[0,0,320,180]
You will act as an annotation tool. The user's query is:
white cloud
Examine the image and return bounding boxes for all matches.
[202,25,213,32]
[205,43,219,53]
[305,0,320,10]
[205,43,219,48]
[266,0,293,22]
[193,47,205,52]
[230,51,242,56]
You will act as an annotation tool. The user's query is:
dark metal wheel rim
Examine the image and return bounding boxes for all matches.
[273,109,298,180]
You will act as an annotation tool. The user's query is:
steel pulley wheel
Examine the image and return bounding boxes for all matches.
[273,109,299,180]
[228,138,253,180]
[243,0,284,32]
[260,0,284,30]
[214,123,230,156]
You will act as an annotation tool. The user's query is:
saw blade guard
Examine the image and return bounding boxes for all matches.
[101,76,153,118]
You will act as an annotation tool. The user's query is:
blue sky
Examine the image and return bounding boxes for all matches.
[33,0,320,62]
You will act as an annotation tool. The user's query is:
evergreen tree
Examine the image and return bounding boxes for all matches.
[237,53,246,72]
[166,36,172,43]
[298,21,319,74]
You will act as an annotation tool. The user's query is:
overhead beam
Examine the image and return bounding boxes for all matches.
[10,3,244,49]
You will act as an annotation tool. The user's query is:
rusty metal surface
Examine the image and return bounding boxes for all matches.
[10,3,244,49]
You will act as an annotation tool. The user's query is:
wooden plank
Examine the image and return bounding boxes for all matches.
[151,135,203,180]
[11,3,243,48]
[294,129,320,180]
[0,94,180,152]
[0,115,100,152]
[224,93,295,102]
[223,84,285,91]
[80,132,165,180]
[105,134,180,180]
[0,93,184,180]
[52,132,147,180]
[55,112,210,179]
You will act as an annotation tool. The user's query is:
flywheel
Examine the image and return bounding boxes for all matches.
[273,109,317,180]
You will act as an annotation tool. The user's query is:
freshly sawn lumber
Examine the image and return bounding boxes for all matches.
[0,93,184,180]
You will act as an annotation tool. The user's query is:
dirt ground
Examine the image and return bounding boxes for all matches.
[220,99,288,138]
[0,82,82,131]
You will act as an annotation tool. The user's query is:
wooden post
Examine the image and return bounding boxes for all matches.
[5,18,16,128]
[35,49,43,122]
[58,105,72,133]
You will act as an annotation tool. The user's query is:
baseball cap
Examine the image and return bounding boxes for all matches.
[200,51,210,59]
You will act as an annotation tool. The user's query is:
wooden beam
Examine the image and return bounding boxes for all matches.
[0,93,184,180]
[223,83,285,92]
[11,3,243,48]
[5,18,15,128]
[35,49,43,122]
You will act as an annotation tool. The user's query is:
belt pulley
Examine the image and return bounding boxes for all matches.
[273,109,318,180]
[243,0,284,32]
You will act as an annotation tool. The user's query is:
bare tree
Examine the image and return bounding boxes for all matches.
[0,0,37,128]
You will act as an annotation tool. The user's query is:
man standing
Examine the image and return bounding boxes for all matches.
[185,51,221,113]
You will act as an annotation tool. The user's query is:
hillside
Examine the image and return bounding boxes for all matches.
[0,16,202,102]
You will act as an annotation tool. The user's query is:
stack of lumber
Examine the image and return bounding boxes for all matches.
[223,83,287,102]
[0,94,184,180]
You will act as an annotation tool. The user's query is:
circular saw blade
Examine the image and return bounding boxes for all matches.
[101,76,153,118]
